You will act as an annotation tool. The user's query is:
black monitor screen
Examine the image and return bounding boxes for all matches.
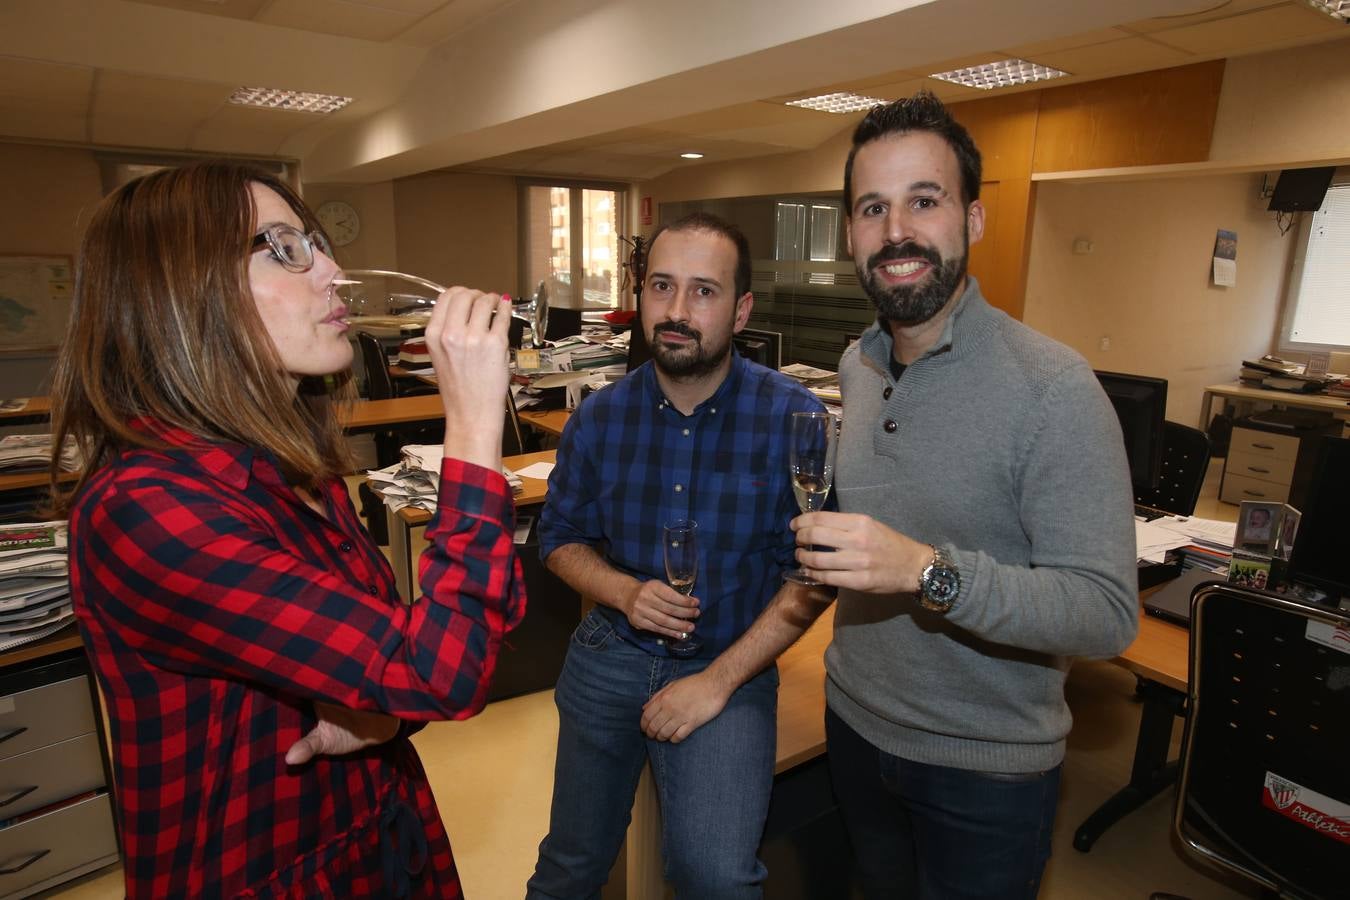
[1288,435,1350,600]
[1268,167,1335,213]
[1095,370,1167,492]
[734,328,783,370]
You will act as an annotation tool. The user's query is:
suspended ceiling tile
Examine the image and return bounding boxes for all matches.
[0,105,88,143]
[1032,36,1197,77]
[89,116,200,149]
[92,71,231,120]
[385,0,515,46]
[190,103,321,155]
[1121,0,1293,33]
[1003,27,1136,57]
[121,0,271,21]
[257,0,422,42]
[1147,3,1345,53]
[0,56,93,110]
[358,0,448,14]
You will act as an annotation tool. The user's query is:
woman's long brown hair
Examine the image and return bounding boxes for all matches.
[49,162,354,511]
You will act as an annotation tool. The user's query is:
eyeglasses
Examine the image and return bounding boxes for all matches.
[250,223,334,273]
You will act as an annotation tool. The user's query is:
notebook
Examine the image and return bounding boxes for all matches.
[1142,568,1227,627]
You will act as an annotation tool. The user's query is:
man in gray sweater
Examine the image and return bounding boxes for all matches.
[791,92,1139,898]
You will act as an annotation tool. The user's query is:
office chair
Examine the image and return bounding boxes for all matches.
[1136,420,1211,516]
[1150,583,1349,900]
[356,330,396,401]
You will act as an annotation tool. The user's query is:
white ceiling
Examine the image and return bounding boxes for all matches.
[0,0,1346,183]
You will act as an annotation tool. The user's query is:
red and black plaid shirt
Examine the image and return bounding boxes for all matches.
[69,423,525,898]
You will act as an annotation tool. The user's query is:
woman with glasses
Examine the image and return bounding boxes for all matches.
[50,161,525,899]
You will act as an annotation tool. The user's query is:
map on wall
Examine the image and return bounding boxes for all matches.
[0,256,73,352]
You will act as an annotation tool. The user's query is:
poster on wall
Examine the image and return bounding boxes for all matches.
[0,255,74,353]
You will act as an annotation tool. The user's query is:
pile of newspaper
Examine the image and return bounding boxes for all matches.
[0,434,81,473]
[0,521,74,653]
[364,444,523,513]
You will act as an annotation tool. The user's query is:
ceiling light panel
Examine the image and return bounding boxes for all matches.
[784,91,887,114]
[928,58,1070,90]
[228,87,353,114]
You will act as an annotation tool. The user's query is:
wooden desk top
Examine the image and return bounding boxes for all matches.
[774,604,833,773]
[394,449,556,526]
[0,396,51,422]
[1113,594,1189,693]
[518,408,570,438]
[342,395,445,431]
[0,469,76,493]
[0,624,82,670]
[1204,381,1350,415]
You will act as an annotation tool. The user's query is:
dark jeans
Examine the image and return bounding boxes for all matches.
[826,707,1061,900]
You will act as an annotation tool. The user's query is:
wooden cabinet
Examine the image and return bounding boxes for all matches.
[0,649,118,898]
[1220,420,1338,511]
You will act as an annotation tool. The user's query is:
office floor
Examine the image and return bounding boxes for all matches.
[44,461,1259,900]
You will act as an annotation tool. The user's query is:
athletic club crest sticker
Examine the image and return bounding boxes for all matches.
[1262,772,1350,846]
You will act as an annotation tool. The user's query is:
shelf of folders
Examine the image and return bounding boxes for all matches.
[0,521,74,653]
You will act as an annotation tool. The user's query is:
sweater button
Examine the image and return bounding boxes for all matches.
[883,420,897,433]
[883,386,893,400]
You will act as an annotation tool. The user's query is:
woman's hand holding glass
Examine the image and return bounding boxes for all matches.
[423,286,511,471]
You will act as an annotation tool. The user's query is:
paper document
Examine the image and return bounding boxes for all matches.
[513,462,555,480]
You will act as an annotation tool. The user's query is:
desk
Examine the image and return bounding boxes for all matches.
[1073,595,1189,852]
[1198,381,1350,431]
[341,395,446,432]
[384,449,555,601]
[0,396,52,427]
[518,408,570,438]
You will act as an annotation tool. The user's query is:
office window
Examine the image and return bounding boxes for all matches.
[1280,181,1350,351]
[521,182,625,309]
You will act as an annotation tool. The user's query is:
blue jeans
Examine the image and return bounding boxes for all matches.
[826,707,1060,900]
[526,609,779,900]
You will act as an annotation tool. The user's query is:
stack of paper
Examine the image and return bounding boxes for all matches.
[0,434,81,473]
[0,522,74,652]
[1134,513,1235,571]
[364,445,523,513]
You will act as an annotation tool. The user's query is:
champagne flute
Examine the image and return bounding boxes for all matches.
[784,412,839,585]
[662,519,701,657]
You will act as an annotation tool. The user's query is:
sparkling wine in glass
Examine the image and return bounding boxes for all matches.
[662,519,701,657]
[784,412,839,585]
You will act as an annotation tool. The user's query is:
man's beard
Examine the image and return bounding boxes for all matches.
[858,233,968,326]
[649,321,734,379]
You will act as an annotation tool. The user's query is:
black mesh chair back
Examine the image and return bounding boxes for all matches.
[1173,583,1349,899]
[1136,420,1210,515]
[356,330,395,401]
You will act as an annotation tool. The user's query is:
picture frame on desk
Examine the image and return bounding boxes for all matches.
[1235,500,1283,555]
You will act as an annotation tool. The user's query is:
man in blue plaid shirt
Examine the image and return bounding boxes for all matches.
[527,213,833,899]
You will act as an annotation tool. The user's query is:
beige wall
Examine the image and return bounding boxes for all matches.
[0,142,103,396]
[1023,174,1293,429]
[390,171,518,295]
[301,181,398,271]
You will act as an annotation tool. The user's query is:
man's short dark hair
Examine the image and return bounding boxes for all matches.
[645,212,752,299]
[843,90,983,211]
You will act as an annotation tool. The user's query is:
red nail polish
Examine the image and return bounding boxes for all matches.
[502,294,512,303]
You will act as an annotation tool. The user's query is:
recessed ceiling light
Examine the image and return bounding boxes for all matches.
[229,87,353,114]
[784,91,887,114]
[680,152,704,159]
[928,58,1070,91]
[1304,0,1349,21]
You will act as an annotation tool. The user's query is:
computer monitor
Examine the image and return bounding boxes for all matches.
[1287,435,1350,603]
[1095,370,1167,492]
[733,327,783,370]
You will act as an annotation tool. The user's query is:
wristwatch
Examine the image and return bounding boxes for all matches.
[918,545,961,613]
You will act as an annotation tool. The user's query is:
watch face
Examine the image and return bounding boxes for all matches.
[316,201,359,247]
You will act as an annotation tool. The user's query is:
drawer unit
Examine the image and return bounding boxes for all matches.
[0,651,117,897]
[1219,423,1333,511]
[0,792,118,899]
[0,676,98,763]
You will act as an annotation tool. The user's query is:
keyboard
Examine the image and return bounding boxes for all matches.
[1134,503,1170,521]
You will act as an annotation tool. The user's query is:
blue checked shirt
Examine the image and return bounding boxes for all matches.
[539,352,828,657]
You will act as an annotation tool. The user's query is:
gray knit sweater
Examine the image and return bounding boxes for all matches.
[825,277,1139,774]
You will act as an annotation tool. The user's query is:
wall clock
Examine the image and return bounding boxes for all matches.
[316,200,360,247]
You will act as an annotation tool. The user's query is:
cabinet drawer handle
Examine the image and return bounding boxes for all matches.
[1242,489,1267,497]
[0,785,38,808]
[1246,467,1271,474]
[1252,442,1276,450]
[0,849,50,875]
[0,726,27,747]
